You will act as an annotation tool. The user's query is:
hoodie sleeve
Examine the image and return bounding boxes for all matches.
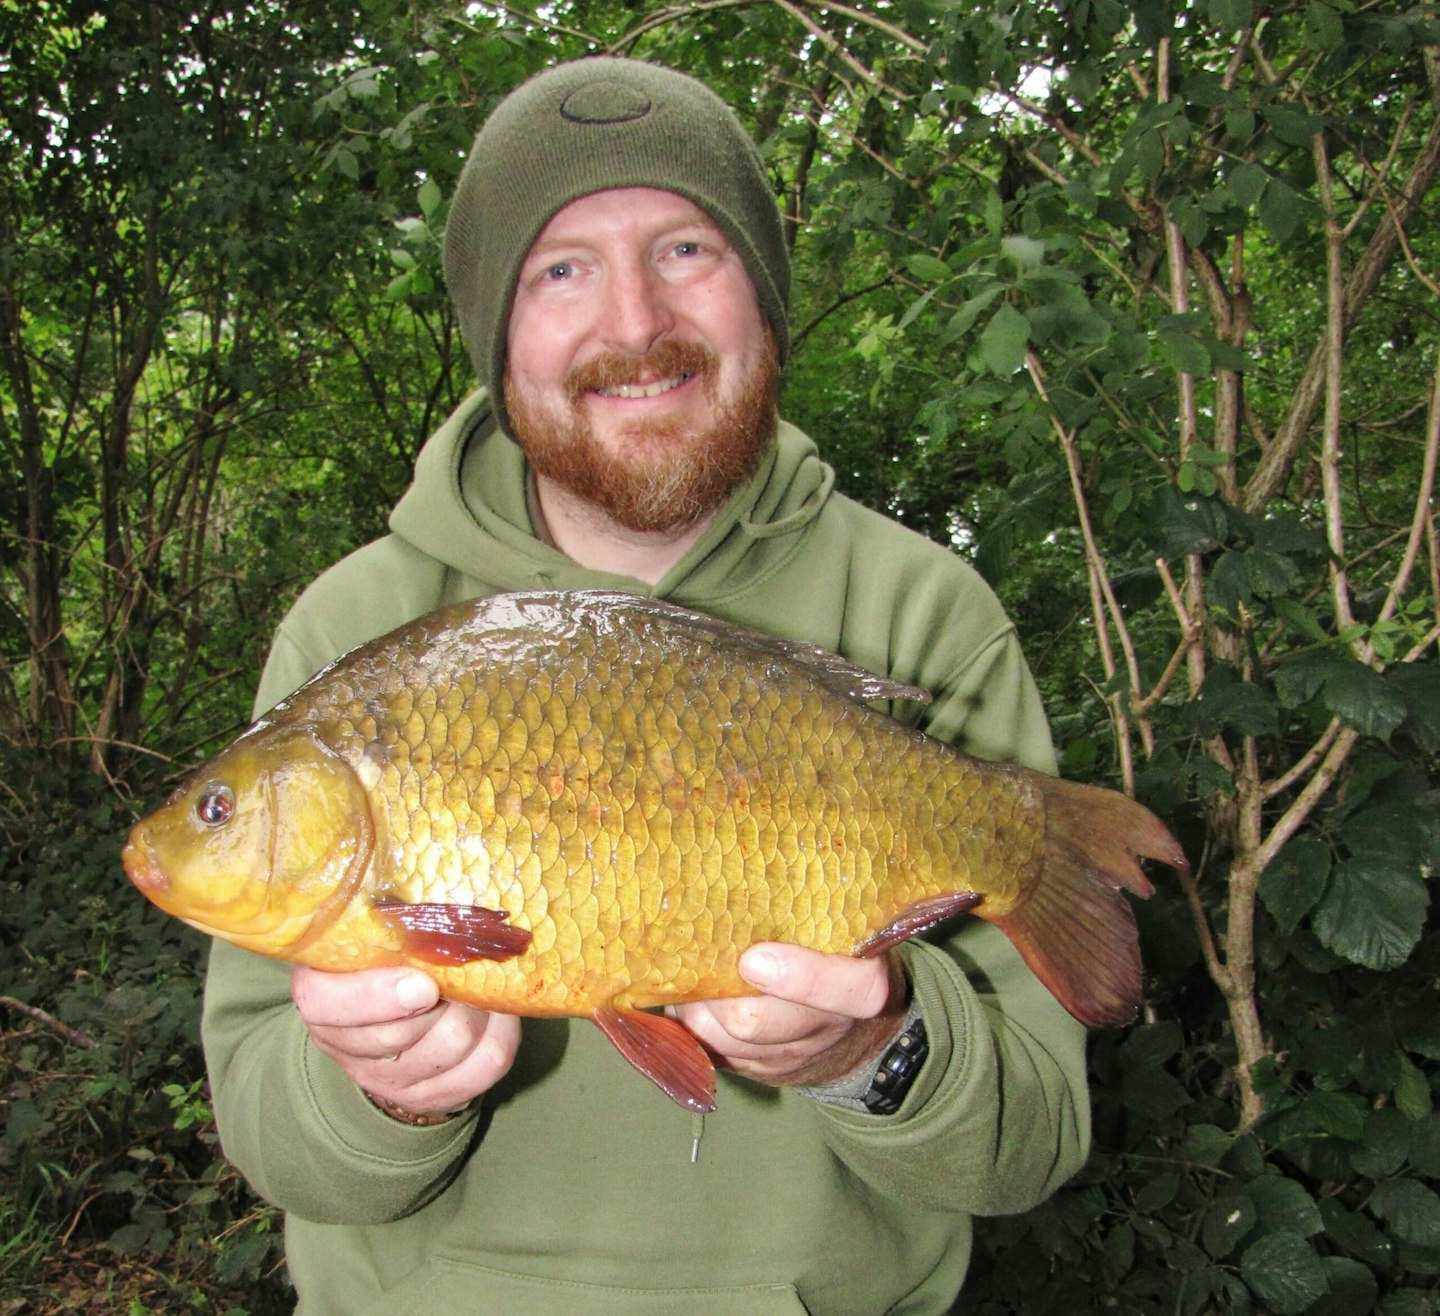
[808,619,1091,1217]
[202,941,482,1223]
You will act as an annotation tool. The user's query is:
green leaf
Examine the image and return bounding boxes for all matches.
[905,253,952,283]
[1104,1219,1135,1277]
[1120,1065,1192,1121]
[978,303,1030,376]
[1265,106,1324,147]
[1189,667,1277,737]
[1273,650,1332,707]
[1378,1290,1440,1316]
[1136,127,1165,181]
[1321,1199,1395,1268]
[1154,491,1228,555]
[1311,855,1428,970]
[1272,597,1328,642]
[1319,660,1407,739]
[1181,1123,1234,1167]
[1245,547,1302,596]
[417,177,442,219]
[1248,1176,1324,1237]
[1305,2,1346,50]
[1395,1053,1432,1121]
[1135,1172,1180,1214]
[1353,1107,1415,1179]
[1260,178,1304,243]
[1177,459,1216,495]
[1226,108,1256,143]
[1296,1089,1366,1140]
[1208,0,1254,29]
[944,284,1005,341]
[1410,1115,1440,1176]
[1158,329,1211,374]
[1203,1189,1257,1258]
[1388,663,1440,752]
[1260,836,1330,933]
[1229,161,1269,209]
[1308,1256,1379,1316]
[981,187,1005,235]
[1273,651,1408,737]
[1370,1178,1440,1247]
[1239,1231,1328,1314]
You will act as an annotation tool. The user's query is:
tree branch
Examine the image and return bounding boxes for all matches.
[1243,110,1440,513]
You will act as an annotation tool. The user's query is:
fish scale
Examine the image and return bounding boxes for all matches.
[124,589,1184,1112]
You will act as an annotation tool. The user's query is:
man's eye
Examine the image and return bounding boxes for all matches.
[543,261,574,281]
[673,241,701,257]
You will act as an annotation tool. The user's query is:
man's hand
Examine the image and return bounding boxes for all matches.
[291,965,520,1118]
[669,945,908,1089]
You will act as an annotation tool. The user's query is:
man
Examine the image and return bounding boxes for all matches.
[203,57,1089,1314]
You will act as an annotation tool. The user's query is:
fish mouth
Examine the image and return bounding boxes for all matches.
[122,830,168,896]
[594,371,692,400]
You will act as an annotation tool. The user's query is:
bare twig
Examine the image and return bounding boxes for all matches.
[0,995,98,1049]
[1374,340,1440,629]
[1314,131,1362,650]
[771,0,914,102]
[1026,351,1153,775]
[1265,716,1344,801]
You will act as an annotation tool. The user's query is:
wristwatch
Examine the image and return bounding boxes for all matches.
[863,1013,929,1114]
[802,999,929,1115]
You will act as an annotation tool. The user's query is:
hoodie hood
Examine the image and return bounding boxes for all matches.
[388,390,835,605]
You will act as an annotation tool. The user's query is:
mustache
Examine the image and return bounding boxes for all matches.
[566,340,717,402]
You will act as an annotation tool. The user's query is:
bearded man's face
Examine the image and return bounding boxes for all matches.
[503,187,779,532]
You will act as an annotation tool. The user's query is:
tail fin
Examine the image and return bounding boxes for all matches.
[991,777,1185,1027]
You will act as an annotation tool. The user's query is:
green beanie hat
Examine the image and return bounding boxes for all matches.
[443,57,790,434]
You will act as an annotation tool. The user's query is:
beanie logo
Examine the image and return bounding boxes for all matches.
[559,79,653,125]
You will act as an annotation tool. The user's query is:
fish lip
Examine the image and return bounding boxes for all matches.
[121,830,168,895]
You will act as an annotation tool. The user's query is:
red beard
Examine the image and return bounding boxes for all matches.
[504,337,779,534]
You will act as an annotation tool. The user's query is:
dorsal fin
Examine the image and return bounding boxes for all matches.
[551,591,933,709]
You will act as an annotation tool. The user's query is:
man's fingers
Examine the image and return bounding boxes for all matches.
[291,965,439,1029]
[738,944,895,1020]
[372,1011,523,1110]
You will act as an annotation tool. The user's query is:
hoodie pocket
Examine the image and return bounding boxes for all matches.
[379,1255,809,1315]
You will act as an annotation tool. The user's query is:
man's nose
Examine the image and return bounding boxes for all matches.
[596,264,675,355]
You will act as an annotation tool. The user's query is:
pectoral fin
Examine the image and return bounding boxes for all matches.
[592,1007,717,1113]
[372,901,532,964]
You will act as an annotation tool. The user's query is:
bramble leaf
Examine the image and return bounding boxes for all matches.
[1240,1231,1328,1313]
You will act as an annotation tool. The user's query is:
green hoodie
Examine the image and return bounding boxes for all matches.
[202,391,1089,1315]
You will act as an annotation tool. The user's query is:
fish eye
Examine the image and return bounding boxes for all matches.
[195,784,235,827]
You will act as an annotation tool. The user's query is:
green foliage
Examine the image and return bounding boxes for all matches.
[2,0,1436,1310]
[0,747,288,1308]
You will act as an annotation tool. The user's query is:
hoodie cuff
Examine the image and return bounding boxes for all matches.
[806,939,984,1129]
[299,1029,479,1163]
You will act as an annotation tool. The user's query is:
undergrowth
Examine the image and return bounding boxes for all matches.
[0,750,290,1314]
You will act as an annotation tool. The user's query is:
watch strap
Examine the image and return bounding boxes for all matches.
[801,998,928,1115]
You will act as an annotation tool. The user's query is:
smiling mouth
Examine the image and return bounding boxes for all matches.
[595,371,693,400]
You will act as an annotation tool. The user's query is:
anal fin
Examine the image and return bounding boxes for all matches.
[372,901,532,964]
[854,891,984,958]
[592,1008,717,1113]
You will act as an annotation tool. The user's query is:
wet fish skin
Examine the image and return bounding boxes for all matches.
[124,591,1184,1110]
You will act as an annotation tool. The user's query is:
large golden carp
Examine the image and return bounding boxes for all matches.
[124,591,1183,1111]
